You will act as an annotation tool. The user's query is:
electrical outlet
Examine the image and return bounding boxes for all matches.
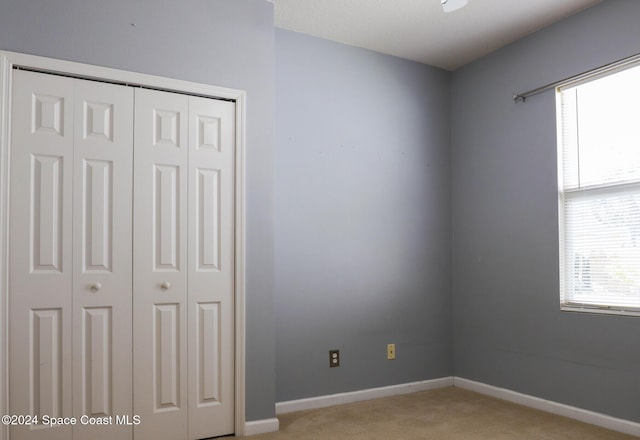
[329,349,340,367]
[387,343,396,360]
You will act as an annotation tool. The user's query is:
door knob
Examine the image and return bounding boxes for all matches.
[160,281,171,291]
[90,282,102,292]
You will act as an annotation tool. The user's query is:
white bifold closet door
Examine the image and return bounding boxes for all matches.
[9,69,133,440]
[133,88,235,440]
[9,69,235,440]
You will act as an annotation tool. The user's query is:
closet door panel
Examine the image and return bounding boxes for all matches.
[9,70,74,440]
[133,88,189,440]
[72,78,134,440]
[9,68,237,440]
[187,96,235,439]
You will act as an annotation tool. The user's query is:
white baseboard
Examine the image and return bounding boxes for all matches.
[454,377,640,437]
[276,376,454,415]
[270,376,639,438]
[242,418,280,436]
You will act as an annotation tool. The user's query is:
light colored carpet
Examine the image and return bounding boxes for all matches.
[244,387,637,439]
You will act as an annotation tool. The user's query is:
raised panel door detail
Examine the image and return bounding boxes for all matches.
[72,77,134,440]
[12,69,135,440]
[196,169,220,271]
[154,110,180,148]
[83,101,113,141]
[82,308,112,416]
[196,116,220,151]
[197,303,220,406]
[31,154,64,273]
[134,88,189,440]
[154,304,180,411]
[154,165,180,271]
[83,159,113,272]
[30,309,63,418]
[32,94,64,136]
[11,69,74,440]
[187,96,235,439]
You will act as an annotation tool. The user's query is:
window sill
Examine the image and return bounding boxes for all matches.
[560,304,640,317]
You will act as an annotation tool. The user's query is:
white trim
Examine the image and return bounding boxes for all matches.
[0,51,11,440]
[276,377,454,415]
[561,304,640,317]
[3,51,242,101]
[242,418,280,436]
[454,377,640,437]
[0,50,247,439]
[234,87,248,436]
[274,377,639,438]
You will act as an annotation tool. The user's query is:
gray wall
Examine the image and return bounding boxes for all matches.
[275,29,452,401]
[0,0,276,421]
[3,0,638,426]
[451,0,640,422]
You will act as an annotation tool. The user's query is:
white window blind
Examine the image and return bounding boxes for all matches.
[557,63,640,315]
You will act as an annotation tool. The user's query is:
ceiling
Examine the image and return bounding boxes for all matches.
[274,0,602,71]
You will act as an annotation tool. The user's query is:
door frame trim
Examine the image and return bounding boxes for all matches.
[0,50,247,439]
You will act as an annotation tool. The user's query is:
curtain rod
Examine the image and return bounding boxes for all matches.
[513,51,640,102]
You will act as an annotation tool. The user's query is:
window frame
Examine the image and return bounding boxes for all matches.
[556,62,640,317]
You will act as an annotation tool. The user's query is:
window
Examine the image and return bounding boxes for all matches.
[557,63,640,315]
